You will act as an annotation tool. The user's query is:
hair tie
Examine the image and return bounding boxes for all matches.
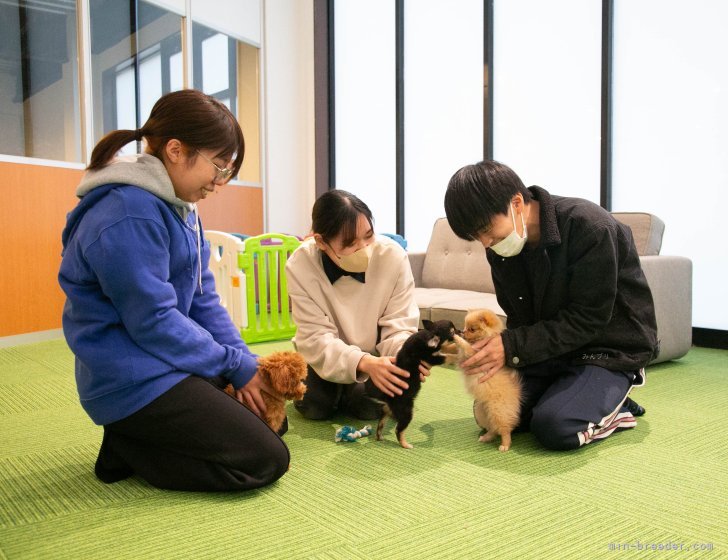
[134,128,143,142]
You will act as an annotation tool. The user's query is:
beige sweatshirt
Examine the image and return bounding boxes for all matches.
[286,235,419,384]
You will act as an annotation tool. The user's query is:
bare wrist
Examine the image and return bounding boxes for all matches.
[357,354,373,374]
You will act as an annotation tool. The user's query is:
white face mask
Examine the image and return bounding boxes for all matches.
[490,204,527,257]
[332,242,374,273]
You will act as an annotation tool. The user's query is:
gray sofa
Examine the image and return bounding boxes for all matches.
[409,214,692,364]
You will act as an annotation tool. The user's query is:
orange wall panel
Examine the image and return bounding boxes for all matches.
[0,162,82,337]
[0,162,263,337]
[197,185,263,236]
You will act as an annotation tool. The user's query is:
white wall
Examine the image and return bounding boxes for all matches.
[262,0,316,237]
[191,0,262,45]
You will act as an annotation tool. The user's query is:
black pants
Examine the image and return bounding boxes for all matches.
[98,375,290,491]
[294,366,383,420]
[486,363,637,451]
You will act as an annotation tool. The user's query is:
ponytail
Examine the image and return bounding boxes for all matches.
[87,129,140,171]
[85,89,244,175]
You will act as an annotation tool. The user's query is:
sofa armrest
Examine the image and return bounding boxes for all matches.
[640,255,692,364]
[409,252,426,287]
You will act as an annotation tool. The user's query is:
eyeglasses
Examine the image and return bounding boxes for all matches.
[196,150,233,183]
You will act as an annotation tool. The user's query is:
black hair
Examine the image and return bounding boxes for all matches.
[444,160,532,240]
[311,190,374,247]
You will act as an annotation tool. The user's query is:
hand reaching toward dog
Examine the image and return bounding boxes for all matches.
[234,372,272,416]
[460,335,506,383]
[419,361,432,382]
[358,355,409,397]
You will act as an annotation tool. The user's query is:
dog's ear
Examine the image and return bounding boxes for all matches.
[484,311,502,329]
[257,354,290,394]
[293,381,307,400]
[263,352,310,396]
[422,319,434,331]
[287,353,308,394]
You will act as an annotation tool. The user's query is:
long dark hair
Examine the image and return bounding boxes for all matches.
[444,160,532,240]
[87,89,244,175]
[311,190,374,246]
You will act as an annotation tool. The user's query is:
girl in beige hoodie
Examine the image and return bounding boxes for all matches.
[286,190,420,420]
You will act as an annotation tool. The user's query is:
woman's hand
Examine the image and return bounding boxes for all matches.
[358,355,410,397]
[460,335,506,383]
[234,372,272,416]
[418,361,433,382]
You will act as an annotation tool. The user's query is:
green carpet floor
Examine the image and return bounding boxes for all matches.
[0,339,726,559]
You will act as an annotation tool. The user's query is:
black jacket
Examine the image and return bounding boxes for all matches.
[490,186,659,372]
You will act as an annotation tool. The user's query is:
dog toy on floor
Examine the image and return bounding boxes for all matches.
[335,425,372,443]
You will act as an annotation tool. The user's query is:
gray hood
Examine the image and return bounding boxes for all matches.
[76,152,204,293]
[77,153,194,218]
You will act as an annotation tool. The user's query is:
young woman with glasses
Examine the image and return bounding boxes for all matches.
[59,89,290,491]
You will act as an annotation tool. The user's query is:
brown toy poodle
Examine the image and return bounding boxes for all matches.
[225,351,307,432]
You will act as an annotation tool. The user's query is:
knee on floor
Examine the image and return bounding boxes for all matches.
[259,442,290,484]
[228,436,290,490]
[529,409,581,451]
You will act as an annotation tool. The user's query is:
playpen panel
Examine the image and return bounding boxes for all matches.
[238,233,300,343]
[205,231,248,329]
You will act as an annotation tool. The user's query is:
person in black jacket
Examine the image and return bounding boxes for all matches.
[444,160,658,450]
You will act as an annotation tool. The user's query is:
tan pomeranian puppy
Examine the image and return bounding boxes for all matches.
[454,309,522,452]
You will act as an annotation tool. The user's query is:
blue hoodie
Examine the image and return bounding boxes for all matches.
[59,154,258,425]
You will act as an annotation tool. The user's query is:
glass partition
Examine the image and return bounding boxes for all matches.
[0,0,81,161]
[493,0,602,201]
[404,0,484,251]
[612,0,728,330]
[334,0,397,233]
[89,0,184,155]
[192,22,261,184]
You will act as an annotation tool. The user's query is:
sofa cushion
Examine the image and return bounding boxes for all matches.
[421,218,495,293]
[430,305,502,330]
[414,287,502,311]
[414,287,504,329]
[611,212,664,256]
